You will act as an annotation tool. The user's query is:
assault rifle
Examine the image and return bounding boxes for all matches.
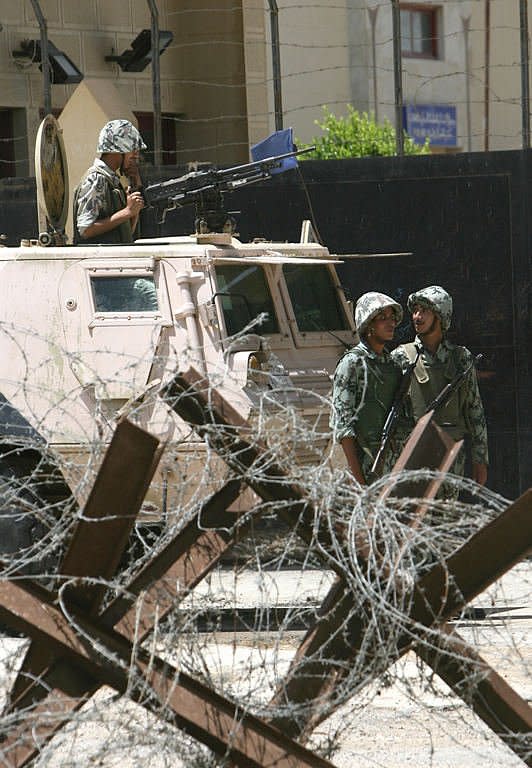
[423,353,483,415]
[371,350,483,477]
[143,146,314,234]
[370,348,421,477]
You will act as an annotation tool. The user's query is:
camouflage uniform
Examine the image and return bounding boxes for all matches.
[73,159,131,244]
[392,286,489,479]
[331,292,413,480]
[73,120,146,245]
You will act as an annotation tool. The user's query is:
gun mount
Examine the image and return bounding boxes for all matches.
[143,147,314,234]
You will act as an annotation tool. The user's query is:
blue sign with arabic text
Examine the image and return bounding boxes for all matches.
[403,104,457,147]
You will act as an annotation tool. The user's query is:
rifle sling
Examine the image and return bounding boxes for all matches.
[402,342,429,383]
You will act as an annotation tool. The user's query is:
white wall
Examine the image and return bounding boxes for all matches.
[255,0,529,153]
[261,1,354,143]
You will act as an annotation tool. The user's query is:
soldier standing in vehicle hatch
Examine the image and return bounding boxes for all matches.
[331,292,414,485]
[73,119,147,245]
[392,285,488,486]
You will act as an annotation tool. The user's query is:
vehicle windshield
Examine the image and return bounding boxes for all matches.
[282,264,349,331]
[91,276,158,312]
[214,265,279,336]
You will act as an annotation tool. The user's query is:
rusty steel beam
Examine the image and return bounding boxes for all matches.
[162,367,252,431]
[272,490,532,756]
[380,411,462,507]
[6,419,161,709]
[0,577,336,768]
[267,413,461,735]
[61,419,162,613]
[2,479,249,764]
[161,370,343,558]
[388,411,457,478]
[417,624,532,765]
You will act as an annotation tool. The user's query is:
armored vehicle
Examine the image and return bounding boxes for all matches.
[0,117,356,532]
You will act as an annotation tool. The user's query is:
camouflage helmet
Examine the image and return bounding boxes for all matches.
[97,119,147,154]
[354,291,402,336]
[407,285,453,332]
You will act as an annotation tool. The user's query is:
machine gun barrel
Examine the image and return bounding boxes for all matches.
[213,145,315,179]
[143,146,314,212]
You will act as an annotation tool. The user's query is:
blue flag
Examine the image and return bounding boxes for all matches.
[251,128,297,175]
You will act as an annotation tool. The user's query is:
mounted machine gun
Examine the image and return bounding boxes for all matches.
[143,147,314,235]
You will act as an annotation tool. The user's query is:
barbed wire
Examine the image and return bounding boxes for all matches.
[0,319,528,767]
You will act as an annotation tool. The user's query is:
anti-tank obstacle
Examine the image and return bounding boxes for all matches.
[0,374,529,766]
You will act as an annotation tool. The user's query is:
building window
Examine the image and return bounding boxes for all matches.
[400,4,440,59]
[134,112,183,165]
[0,108,29,178]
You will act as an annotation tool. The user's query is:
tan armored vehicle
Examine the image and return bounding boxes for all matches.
[0,117,356,534]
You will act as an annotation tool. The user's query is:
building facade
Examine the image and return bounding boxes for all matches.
[0,1,529,180]
[257,0,530,153]
[0,0,263,176]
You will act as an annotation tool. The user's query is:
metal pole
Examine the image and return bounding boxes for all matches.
[484,0,491,151]
[268,0,283,131]
[519,0,530,149]
[368,7,379,122]
[461,15,472,152]
[29,0,51,115]
[147,0,162,166]
[390,0,404,155]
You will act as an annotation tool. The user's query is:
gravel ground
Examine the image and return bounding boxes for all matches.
[0,563,529,767]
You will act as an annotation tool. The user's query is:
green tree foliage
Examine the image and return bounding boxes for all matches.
[299,105,430,158]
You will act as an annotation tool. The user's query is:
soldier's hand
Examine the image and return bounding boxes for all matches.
[126,190,145,215]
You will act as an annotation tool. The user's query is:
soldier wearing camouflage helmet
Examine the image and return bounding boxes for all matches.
[392,285,488,486]
[331,291,414,484]
[73,119,147,244]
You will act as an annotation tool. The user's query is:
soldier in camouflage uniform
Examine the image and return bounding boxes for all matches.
[73,119,147,245]
[392,285,488,486]
[331,292,414,484]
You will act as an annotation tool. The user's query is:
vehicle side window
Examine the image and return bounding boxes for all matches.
[282,264,349,331]
[215,265,278,335]
[91,276,158,313]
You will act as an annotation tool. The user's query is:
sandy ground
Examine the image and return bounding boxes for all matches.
[0,563,529,767]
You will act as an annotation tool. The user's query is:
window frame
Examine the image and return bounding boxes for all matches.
[213,264,281,338]
[212,262,287,345]
[134,111,184,166]
[400,3,441,60]
[206,252,354,351]
[84,260,170,328]
[277,262,354,350]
